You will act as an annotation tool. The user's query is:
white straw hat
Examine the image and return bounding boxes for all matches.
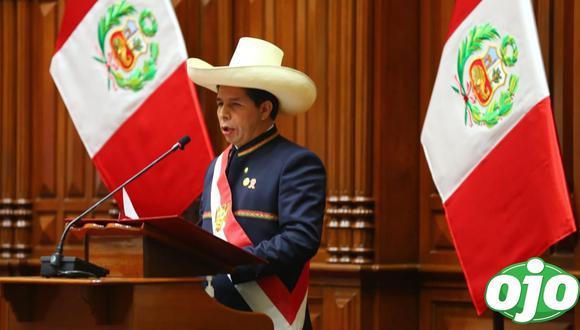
[187,37,317,115]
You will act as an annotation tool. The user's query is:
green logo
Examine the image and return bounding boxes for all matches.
[93,0,159,91]
[452,23,519,128]
[485,258,579,323]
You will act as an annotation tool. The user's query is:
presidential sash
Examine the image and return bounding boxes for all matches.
[210,145,309,330]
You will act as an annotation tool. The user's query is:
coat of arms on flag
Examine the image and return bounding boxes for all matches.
[93,0,159,91]
[453,24,519,128]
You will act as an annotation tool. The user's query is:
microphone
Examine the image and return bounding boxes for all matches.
[178,135,191,150]
[40,136,192,278]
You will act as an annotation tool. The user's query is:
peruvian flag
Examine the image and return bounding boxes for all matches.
[50,0,213,218]
[421,0,576,314]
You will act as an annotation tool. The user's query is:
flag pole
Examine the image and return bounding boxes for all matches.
[493,312,504,330]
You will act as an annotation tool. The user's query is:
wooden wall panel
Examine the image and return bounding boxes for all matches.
[275,0,299,142]
[310,270,366,330]
[418,0,456,267]
[549,1,567,153]
[233,0,264,39]
[353,0,371,197]
[305,0,328,165]
[323,287,360,330]
[30,0,60,254]
[573,0,580,273]
[308,285,324,330]
[373,0,420,264]
[0,3,3,197]
[562,0,576,201]
[15,1,31,199]
[30,1,59,201]
[1,1,16,198]
[195,0,232,152]
[421,287,575,330]
[294,0,307,147]
[326,0,339,197]
[420,289,487,330]
[336,0,354,196]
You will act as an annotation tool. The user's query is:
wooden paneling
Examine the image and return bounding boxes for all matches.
[573,0,580,274]
[310,267,362,330]
[373,0,420,264]
[195,0,233,152]
[0,1,3,199]
[30,1,58,201]
[308,284,324,330]
[310,265,418,330]
[354,0,371,197]
[420,289,486,330]
[15,1,31,200]
[305,0,328,165]
[421,287,575,330]
[323,287,360,330]
[336,0,354,196]
[1,1,16,198]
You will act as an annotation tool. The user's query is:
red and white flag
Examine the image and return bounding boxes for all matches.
[421,0,576,314]
[51,0,213,217]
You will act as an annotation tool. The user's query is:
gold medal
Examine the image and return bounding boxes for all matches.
[214,204,229,232]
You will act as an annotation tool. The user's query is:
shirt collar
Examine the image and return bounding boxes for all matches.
[235,125,279,157]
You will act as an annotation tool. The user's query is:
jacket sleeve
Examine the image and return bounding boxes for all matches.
[231,150,326,283]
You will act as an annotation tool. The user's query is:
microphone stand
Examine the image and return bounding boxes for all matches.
[40,136,191,277]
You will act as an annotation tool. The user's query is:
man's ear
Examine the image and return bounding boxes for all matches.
[260,101,273,120]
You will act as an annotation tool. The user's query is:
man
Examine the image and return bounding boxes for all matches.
[187,37,326,330]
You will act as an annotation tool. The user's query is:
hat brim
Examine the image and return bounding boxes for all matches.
[187,58,316,115]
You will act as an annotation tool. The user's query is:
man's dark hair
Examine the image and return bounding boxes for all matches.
[245,88,280,120]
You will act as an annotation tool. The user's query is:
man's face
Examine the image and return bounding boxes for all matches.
[216,86,272,147]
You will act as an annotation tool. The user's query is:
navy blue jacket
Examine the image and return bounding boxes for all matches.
[199,126,326,327]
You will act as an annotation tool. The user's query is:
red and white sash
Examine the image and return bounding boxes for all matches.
[210,145,309,330]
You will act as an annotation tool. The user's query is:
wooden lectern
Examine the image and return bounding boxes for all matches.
[0,216,274,330]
